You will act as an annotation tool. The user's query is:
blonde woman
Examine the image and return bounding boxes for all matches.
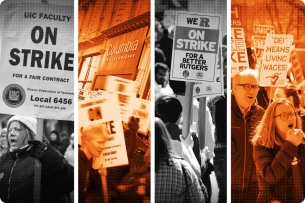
[252,98,305,203]
[0,128,7,155]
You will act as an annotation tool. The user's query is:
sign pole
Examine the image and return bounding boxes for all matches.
[198,97,206,149]
[182,82,194,139]
[101,175,109,203]
[33,118,43,203]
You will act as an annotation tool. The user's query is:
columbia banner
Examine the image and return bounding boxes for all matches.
[0,2,74,120]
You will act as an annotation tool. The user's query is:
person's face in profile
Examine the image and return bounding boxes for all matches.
[86,132,107,158]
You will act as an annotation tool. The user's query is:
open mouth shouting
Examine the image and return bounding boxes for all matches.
[10,138,17,146]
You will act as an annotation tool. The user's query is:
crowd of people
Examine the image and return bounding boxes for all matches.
[154,19,228,203]
[231,65,305,203]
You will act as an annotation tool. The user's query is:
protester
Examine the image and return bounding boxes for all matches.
[156,28,173,68]
[155,62,168,100]
[156,95,211,179]
[252,98,305,203]
[64,132,74,166]
[79,123,108,203]
[0,128,7,155]
[231,68,265,202]
[49,130,64,154]
[0,115,74,203]
[155,117,207,203]
[273,84,305,133]
[59,130,71,155]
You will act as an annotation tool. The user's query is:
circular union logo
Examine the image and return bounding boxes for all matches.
[196,71,203,79]
[3,84,26,108]
[206,85,212,93]
[182,70,189,78]
[195,87,200,94]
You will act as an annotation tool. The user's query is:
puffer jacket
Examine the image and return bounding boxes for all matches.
[231,93,265,191]
[254,141,305,203]
[0,145,74,203]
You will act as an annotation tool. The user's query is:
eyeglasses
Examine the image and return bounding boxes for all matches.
[274,111,296,121]
[8,127,22,134]
[236,84,260,91]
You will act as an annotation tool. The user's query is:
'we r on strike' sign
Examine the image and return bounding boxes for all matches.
[170,12,221,83]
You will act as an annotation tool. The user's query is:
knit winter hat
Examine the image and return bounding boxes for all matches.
[7,115,37,135]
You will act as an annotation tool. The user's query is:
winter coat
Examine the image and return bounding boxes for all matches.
[78,149,104,203]
[0,145,74,203]
[231,93,265,191]
[254,141,305,203]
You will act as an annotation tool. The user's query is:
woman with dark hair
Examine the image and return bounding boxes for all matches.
[155,117,207,203]
[0,115,74,203]
[252,99,305,202]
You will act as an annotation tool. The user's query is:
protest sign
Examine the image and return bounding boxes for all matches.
[193,42,224,97]
[170,11,220,82]
[79,92,128,168]
[0,2,74,120]
[260,34,293,86]
[104,76,136,122]
[231,28,249,77]
[252,25,275,58]
[78,88,104,101]
[129,97,150,135]
[290,45,305,89]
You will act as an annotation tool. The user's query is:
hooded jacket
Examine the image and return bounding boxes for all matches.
[231,93,265,191]
[0,144,74,203]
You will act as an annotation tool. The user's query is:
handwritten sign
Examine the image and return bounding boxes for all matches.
[170,11,220,82]
[260,34,293,86]
[79,93,128,168]
[0,2,74,120]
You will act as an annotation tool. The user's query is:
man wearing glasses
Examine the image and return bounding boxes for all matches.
[231,68,265,202]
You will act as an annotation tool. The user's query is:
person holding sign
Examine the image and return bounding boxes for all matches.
[252,98,305,203]
[231,69,265,202]
[79,123,108,203]
[0,115,74,203]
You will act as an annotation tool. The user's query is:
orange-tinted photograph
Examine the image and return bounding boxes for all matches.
[231,0,305,202]
[78,0,151,203]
